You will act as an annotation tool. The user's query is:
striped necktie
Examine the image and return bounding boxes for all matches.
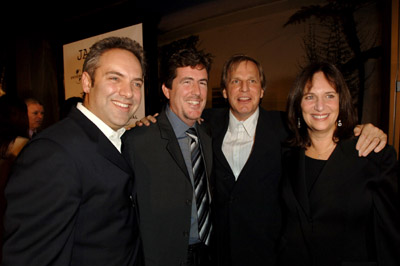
[186,127,212,245]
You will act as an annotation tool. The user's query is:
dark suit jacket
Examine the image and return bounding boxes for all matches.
[203,107,288,266]
[2,107,141,266]
[279,138,400,266]
[122,108,213,266]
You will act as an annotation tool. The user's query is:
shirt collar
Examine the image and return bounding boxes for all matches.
[228,107,259,137]
[165,104,195,138]
[76,102,126,140]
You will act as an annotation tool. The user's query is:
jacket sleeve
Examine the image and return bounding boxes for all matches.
[369,146,400,265]
[3,138,80,266]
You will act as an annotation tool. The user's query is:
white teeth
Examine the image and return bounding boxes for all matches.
[312,114,328,119]
[238,97,250,100]
[187,100,200,105]
[113,101,129,108]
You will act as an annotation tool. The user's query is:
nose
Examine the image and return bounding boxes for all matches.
[239,81,249,92]
[191,82,201,96]
[120,82,133,98]
[314,97,324,112]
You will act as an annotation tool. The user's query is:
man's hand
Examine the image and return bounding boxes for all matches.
[135,113,159,128]
[354,123,387,157]
[126,113,204,129]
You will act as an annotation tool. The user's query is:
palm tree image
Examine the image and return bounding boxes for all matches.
[284,0,381,121]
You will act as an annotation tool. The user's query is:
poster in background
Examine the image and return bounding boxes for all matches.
[63,23,144,121]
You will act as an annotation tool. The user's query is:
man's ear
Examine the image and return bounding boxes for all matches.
[81,72,92,94]
[260,89,264,99]
[222,89,228,99]
[162,84,170,99]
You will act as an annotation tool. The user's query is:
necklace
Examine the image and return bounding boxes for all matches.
[306,142,337,160]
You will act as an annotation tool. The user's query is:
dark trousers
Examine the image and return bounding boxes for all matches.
[186,242,214,266]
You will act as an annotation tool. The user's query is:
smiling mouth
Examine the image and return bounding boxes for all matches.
[187,100,201,105]
[312,114,329,119]
[238,97,251,101]
[112,101,130,108]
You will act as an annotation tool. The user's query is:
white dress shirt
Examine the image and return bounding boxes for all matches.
[76,103,126,153]
[222,108,259,180]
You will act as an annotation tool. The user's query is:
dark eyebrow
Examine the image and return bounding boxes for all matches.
[106,71,143,83]
[105,71,124,77]
[133,77,144,83]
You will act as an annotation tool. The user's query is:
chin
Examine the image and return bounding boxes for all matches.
[187,110,202,118]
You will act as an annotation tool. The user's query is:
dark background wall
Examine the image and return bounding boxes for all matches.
[0,0,392,133]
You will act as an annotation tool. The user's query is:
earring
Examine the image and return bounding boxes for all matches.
[297,118,301,128]
[338,119,342,127]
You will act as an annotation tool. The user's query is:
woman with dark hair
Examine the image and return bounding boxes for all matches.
[279,62,400,265]
[0,94,29,262]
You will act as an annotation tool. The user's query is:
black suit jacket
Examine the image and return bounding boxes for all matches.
[122,108,213,266]
[279,138,400,266]
[3,107,141,266]
[203,107,288,266]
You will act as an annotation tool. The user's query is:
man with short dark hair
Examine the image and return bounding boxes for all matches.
[3,36,145,266]
[123,48,214,266]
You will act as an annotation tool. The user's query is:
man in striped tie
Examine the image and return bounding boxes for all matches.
[122,47,214,266]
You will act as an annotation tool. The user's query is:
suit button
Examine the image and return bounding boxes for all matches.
[229,197,236,203]
[186,199,192,205]
[183,231,189,237]
[129,195,135,207]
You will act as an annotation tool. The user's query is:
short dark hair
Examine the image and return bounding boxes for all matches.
[82,36,146,86]
[161,48,213,89]
[220,54,266,91]
[286,61,357,148]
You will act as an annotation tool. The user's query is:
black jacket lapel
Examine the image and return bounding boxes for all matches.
[212,109,235,178]
[158,110,190,179]
[285,148,312,219]
[237,109,276,181]
[69,106,132,175]
[309,139,358,206]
